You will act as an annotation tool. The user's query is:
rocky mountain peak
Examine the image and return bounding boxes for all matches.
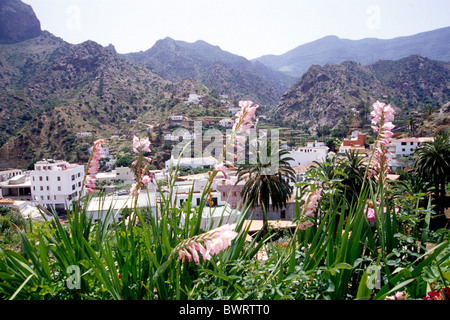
[0,0,41,44]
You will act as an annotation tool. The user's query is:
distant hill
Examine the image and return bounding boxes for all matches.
[253,27,450,78]
[122,37,297,108]
[270,55,450,136]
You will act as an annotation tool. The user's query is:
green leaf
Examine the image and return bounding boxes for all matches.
[335,262,353,270]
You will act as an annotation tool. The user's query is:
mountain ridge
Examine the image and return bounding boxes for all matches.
[121,37,297,108]
[269,55,450,136]
[253,26,450,77]
[0,31,229,169]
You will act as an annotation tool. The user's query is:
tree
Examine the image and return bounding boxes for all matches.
[414,130,450,228]
[236,142,296,235]
[340,149,368,204]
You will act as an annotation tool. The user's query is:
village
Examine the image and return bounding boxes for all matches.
[0,113,435,232]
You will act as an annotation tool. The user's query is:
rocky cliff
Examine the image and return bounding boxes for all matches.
[0,0,41,44]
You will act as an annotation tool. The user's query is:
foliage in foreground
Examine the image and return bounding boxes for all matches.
[0,100,449,300]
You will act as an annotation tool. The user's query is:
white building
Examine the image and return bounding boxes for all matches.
[164,132,196,141]
[219,118,235,128]
[165,156,217,170]
[0,169,24,182]
[77,132,92,137]
[388,137,433,158]
[30,160,85,211]
[287,144,329,168]
[171,115,184,121]
[187,94,202,104]
[115,166,134,182]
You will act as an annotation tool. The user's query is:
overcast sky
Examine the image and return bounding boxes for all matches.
[22,0,450,60]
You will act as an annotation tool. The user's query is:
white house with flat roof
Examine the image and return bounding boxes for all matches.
[287,144,329,168]
[388,137,433,158]
[30,159,85,211]
[165,156,217,170]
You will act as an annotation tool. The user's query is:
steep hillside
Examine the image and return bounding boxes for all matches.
[254,27,450,78]
[270,55,450,136]
[0,32,229,168]
[122,37,296,108]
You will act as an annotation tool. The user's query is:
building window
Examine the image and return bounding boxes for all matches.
[39,176,43,181]
[47,186,49,190]
[40,186,43,191]
[58,186,61,191]
[402,148,406,152]
[281,210,286,219]
[46,176,49,181]
[57,176,61,181]
[232,191,237,197]
[72,184,76,190]
[401,142,407,145]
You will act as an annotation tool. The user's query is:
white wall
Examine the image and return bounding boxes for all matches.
[287,147,328,167]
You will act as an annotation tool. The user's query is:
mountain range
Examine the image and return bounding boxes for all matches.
[0,0,449,169]
[253,26,450,78]
[121,37,297,108]
[271,55,450,135]
[0,0,229,168]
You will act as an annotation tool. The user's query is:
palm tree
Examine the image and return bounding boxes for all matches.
[414,130,450,228]
[235,141,296,235]
[340,149,370,203]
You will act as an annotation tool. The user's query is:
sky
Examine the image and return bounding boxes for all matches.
[22,0,450,60]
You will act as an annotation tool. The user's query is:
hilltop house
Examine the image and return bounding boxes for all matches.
[171,115,184,122]
[186,94,202,104]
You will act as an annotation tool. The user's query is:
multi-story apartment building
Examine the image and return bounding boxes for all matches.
[30,159,85,211]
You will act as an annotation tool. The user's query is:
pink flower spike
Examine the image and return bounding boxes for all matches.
[176,224,238,263]
[366,207,375,222]
[142,175,151,186]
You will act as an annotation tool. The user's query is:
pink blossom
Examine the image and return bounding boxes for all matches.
[213,160,235,179]
[177,224,238,263]
[130,183,140,196]
[385,291,408,300]
[142,175,152,186]
[366,207,375,222]
[133,135,151,154]
[298,221,314,230]
[368,101,395,183]
[233,100,258,133]
[84,138,104,194]
[301,187,322,218]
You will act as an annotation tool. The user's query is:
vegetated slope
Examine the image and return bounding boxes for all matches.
[0,32,228,168]
[122,37,297,108]
[270,55,450,136]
